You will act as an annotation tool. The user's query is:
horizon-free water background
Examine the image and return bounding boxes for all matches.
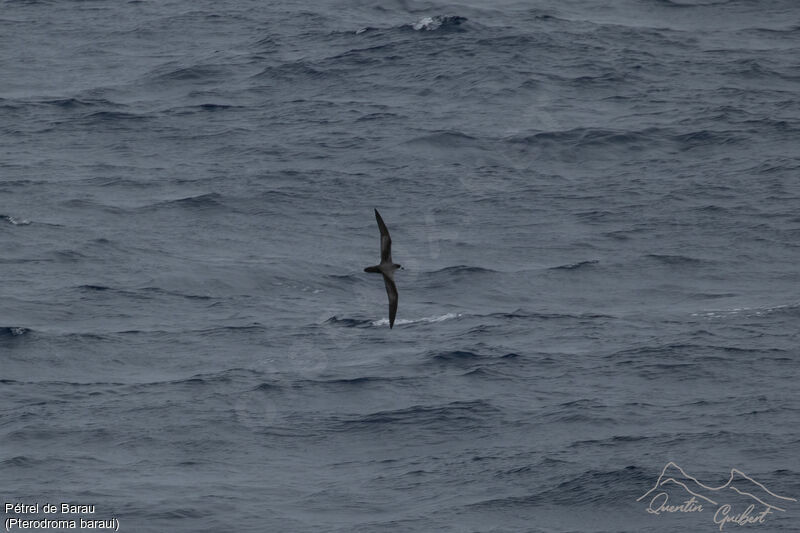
[2,0,800,531]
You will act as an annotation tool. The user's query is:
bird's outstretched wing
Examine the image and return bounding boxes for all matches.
[375,208,392,264]
[382,273,398,328]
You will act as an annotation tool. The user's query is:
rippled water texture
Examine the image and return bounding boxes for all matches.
[2,0,799,531]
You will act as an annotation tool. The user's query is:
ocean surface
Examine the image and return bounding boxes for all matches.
[2,0,800,531]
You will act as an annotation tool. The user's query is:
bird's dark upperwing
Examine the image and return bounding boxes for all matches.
[375,208,392,264]
[382,273,398,328]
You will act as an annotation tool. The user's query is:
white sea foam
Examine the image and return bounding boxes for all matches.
[411,15,465,31]
[691,303,798,319]
[412,17,439,31]
[371,312,461,327]
[2,215,31,225]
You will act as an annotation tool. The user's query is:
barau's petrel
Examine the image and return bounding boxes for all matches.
[364,209,402,328]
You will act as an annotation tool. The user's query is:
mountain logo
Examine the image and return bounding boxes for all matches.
[638,462,796,530]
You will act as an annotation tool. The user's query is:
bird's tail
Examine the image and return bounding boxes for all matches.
[364,266,381,273]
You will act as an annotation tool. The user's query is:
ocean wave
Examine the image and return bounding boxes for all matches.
[569,434,650,449]
[689,291,738,299]
[483,310,533,320]
[251,382,279,391]
[605,343,703,362]
[533,466,648,505]
[74,285,151,303]
[461,367,507,378]
[74,284,214,302]
[4,329,118,344]
[196,324,267,337]
[309,375,408,387]
[722,58,800,82]
[1,214,31,225]
[128,368,268,389]
[60,198,124,213]
[323,273,361,284]
[0,327,31,337]
[408,15,467,32]
[163,103,242,116]
[745,25,800,36]
[37,97,119,110]
[252,61,325,81]
[356,15,468,35]
[653,0,733,6]
[541,411,618,424]
[692,302,800,319]
[355,111,401,122]
[143,192,225,210]
[603,343,788,376]
[673,129,744,149]
[430,350,482,361]
[321,42,400,66]
[371,313,461,328]
[140,287,214,301]
[78,284,112,292]
[0,97,19,110]
[145,63,231,84]
[0,456,43,468]
[506,127,660,149]
[645,253,708,266]
[429,265,495,274]
[549,259,599,270]
[78,110,149,124]
[325,316,374,328]
[504,126,746,155]
[571,71,631,87]
[338,399,497,430]
[403,130,480,148]
[470,466,647,508]
[480,310,614,321]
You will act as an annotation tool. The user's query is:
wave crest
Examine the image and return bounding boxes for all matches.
[409,15,468,32]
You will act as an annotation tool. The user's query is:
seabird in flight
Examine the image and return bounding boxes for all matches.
[364,209,402,328]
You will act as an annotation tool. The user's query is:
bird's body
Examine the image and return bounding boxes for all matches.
[364,209,401,328]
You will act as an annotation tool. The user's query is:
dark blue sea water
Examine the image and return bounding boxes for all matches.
[2,1,800,531]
